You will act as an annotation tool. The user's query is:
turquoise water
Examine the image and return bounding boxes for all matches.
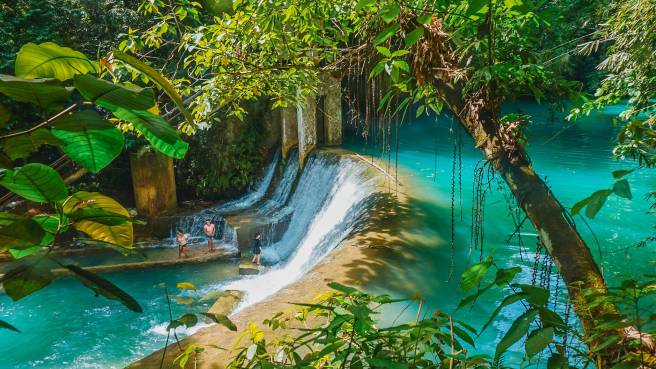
[344,102,656,363]
[0,259,238,368]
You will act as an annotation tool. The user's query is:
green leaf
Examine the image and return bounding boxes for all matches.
[571,195,591,215]
[52,110,125,173]
[376,46,391,57]
[2,129,63,160]
[1,264,54,301]
[366,358,408,369]
[547,354,568,369]
[373,24,400,45]
[32,214,62,234]
[111,51,194,126]
[111,108,188,159]
[15,42,98,81]
[514,284,549,306]
[355,0,376,10]
[480,293,527,333]
[176,282,197,291]
[466,0,489,16]
[494,266,521,285]
[380,4,400,23]
[65,264,142,313]
[0,163,68,202]
[585,189,612,218]
[612,169,634,179]
[612,179,632,199]
[393,60,410,73]
[328,282,360,295]
[73,74,155,112]
[202,313,237,331]
[460,256,493,292]
[495,308,539,358]
[0,103,10,127]
[9,246,44,259]
[62,191,133,247]
[0,75,73,110]
[0,319,20,332]
[525,327,554,358]
[404,28,424,47]
[417,13,433,24]
[0,212,45,251]
[179,313,198,328]
[610,362,641,369]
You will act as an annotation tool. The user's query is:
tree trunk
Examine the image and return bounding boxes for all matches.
[417,19,619,365]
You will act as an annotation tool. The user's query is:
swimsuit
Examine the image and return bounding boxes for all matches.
[252,239,262,255]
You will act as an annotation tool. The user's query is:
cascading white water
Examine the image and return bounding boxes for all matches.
[204,152,375,309]
[208,149,281,214]
[256,150,299,215]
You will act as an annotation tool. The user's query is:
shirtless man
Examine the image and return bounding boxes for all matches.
[203,219,216,252]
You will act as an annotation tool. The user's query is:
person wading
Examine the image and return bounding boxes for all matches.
[251,232,262,265]
[203,219,216,252]
[176,229,190,258]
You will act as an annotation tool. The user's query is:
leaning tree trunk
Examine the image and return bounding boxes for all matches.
[415,18,620,366]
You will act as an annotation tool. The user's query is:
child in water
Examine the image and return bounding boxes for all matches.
[251,232,262,265]
[176,228,190,258]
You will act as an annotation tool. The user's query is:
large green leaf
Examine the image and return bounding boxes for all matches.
[0,163,68,202]
[0,212,44,251]
[373,24,401,45]
[0,75,73,110]
[111,51,194,126]
[73,74,155,112]
[62,191,133,247]
[2,128,63,160]
[495,308,539,358]
[1,264,55,301]
[514,284,549,306]
[585,189,612,218]
[64,264,142,313]
[111,108,188,159]
[15,42,98,81]
[52,110,125,173]
[461,256,493,293]
[525,327,554,358]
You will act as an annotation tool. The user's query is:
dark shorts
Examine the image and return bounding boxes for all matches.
[252,248,261,255]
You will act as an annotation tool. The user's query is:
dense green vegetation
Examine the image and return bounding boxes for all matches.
[0,0,655,368]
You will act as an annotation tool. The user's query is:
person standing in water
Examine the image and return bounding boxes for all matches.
[176,228,190,258]
[251,232,262,265]
[203,219,216,252]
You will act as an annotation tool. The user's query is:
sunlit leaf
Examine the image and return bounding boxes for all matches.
[111,108,188,159]
[461,256,492,292]
[52,110,125,173]
[110,51,194,126]
[404,28,424,47]
[373,24,400,45]
[15,42,98,81]
[0,163,68,202]
[176,282,197,291]
[62,191,133,247]
[65,264,142,313]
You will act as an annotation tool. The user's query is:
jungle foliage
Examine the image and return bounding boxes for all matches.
[0,41,189,326]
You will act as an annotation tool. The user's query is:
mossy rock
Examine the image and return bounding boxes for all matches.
[207,290,244,315]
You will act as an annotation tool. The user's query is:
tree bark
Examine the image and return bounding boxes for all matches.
[416,19,619,365]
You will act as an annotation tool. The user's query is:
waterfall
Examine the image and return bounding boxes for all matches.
[204,151,375,309]
[257,150,299,215]
[209,149,280,214]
